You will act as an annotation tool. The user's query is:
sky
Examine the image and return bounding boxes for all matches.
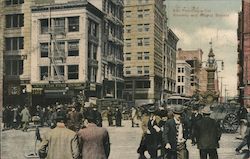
[164,0,242,97]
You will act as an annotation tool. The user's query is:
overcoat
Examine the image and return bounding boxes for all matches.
[195,116,221,149]
[20,108,31,122]
[162,118,188,151]
[78,123,110,159]
[38,124,80,159]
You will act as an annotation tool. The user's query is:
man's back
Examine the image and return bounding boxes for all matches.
[196,117,221,149]
[39,126,79,159]
[78,123,110,159]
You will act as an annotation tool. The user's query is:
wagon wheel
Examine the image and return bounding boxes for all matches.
[222,113,239,133]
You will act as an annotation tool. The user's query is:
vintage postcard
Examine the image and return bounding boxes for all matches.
[0,0,249,159]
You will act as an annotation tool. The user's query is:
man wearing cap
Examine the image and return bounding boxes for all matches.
[162,105,189,159]
[38,111,80,159]
[78,109,110,159]
[194,106,221,159]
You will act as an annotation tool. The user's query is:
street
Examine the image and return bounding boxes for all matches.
[1,120,246,159]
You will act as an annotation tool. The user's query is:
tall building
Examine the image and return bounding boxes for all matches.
[0,1,4,109]
[2,0,124,108]
[2,0,32,106]
[177,48,203,96]
[176,60,191,97]
[123,0,170,106]
[237,0,250,106]
[163,28,178,99]
[199,68,208,93]
[88,0,124,100]
[30,1,106,106]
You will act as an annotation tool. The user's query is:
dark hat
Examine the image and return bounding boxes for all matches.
[85,109,96,121]
[173,105,184,114]
[56,111,66,122]
[147,106,156,113]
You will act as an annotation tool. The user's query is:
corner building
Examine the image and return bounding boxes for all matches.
[123,0,169,106]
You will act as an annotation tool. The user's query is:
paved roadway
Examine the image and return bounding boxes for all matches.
[1,120,247,159]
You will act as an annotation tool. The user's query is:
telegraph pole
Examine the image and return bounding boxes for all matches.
[224,84,227,103]
[218,77,224,103]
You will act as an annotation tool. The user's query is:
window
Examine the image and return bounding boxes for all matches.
[181,86,184,94]
[125,53,131,61]
[125,25,131,33]
[125,11,132,18]
[40,43,48,58]
[144,24,150,31]
[68,17,79,32]
[54,41,65,57]
[178,67,181,73]
[144,52,149,60]
[40,19,48,34]
[138,10,143,18]
[54,18,65,34]
[137,38,143,46]
[137,24,143,32]
[5,60,23,76]
[6,14,24,28]
[178,76,181,82]
[137,66,142,74]
[137,0,143,4]
[137,52,143,60]
[177,86,180,94]
[5,37,23,51]
[125,66,131,74]
[68,41,79,56]
[144,38,150,46]
[40,66,48,80]
[144,66,149,74]
[144,9,150,17]
[182,68,184,73]
[181,76,184,82]
[54,66,64,76]
[136,81,150,88]
[93,45,97,60]
[5,0,24,5]
[125,81,133,89]
[125,39,131,47]
[88,19,98,37]
[68,65,79,79]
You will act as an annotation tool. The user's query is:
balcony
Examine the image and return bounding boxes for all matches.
[88,59,98,68]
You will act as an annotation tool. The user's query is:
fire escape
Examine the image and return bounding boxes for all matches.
[48,16,66,83]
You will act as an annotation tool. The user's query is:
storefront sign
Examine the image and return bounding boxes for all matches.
[8,85,21,95]
[32,83,85,89]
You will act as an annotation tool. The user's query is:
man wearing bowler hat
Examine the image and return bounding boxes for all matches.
[38,111,80,159]
[162,105,189,159]
[194,106,221,159]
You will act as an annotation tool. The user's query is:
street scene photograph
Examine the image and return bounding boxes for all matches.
[0,0,250,159]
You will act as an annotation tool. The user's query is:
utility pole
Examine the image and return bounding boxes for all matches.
[224,84,227,103]
[218,77,224,103]
[0,1,3,110]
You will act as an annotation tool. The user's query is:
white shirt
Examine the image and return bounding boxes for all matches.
[174,117,185,143]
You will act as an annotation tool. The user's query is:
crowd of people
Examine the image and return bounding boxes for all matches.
[2,102,123,132]
[3,102,250,159]
[136,104,222,159]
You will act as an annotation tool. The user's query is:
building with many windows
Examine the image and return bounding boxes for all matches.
[2,0,32,106]
[177,48,203,96]
[2,0,124,107]
[176,60,191,97]
[123,0,171,106]
[30,1,106,106]
[163,28,178,99]
[237,0,250,106]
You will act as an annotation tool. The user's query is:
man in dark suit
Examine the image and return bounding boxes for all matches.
[78,110,110,159]
[162,105,189,159]
[190,105,202,145]
[195,106,221,159]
